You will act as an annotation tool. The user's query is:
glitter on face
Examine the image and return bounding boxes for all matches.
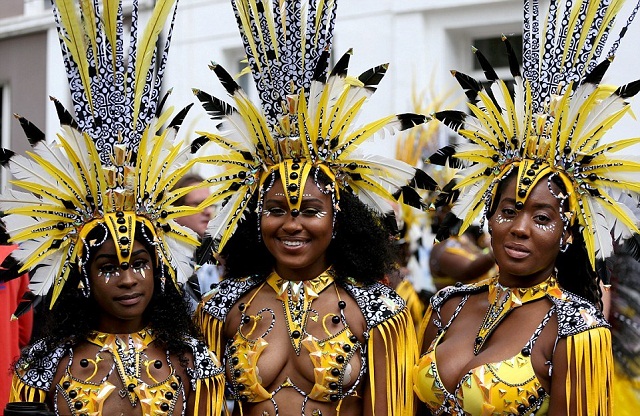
[133,263,151,278]
[494,214,511,224]
[98,271,120,284]
[315,211,327,219]
[535,223,556,233]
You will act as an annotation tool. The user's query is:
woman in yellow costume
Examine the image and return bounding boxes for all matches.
[190,1,435,414]
[414,0,640,414]
[2,1,225,414]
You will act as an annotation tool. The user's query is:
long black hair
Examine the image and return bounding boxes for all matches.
[21,221,200,364]
[488,172,603,309]
[221,168,397,283]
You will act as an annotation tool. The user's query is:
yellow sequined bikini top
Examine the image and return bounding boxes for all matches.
[414,278,561,415]
[225,270,365,404]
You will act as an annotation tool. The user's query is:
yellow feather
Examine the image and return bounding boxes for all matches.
[80,0,98,69]
[133,0,177,127]
[336,115,397,158]
[101,0,120,69]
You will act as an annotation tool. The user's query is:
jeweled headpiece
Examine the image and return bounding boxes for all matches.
[0,0,202,317]
[192,0,436,253]
[430,0,640,269]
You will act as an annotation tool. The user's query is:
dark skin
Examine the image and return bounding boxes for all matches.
[418,175,591,415]
[45,239,206,416]
[220,177,397,416]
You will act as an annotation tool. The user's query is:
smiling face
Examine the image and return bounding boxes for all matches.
[488,174,569,287]
[89,239,155,333]
[261,175,334,281]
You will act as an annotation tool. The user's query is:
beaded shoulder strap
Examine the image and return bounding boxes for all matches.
[339,280,406,331]
[200,276,264,321]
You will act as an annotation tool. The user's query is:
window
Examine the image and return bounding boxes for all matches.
[471,35,523,94]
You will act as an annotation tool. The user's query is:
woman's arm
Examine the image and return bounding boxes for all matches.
[548,327,613,415]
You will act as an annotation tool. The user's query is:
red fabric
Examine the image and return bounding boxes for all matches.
[0,245,32,415]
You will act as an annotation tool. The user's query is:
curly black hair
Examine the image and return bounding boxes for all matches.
[21,222,201,365]
[488,172,603,308]
[221,169,397,283]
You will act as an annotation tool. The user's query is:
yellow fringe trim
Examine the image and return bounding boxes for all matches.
[368,307,418,416]
[196,302,226,359]
[613,364,640,416]
[565,327,613,415]
[193,370,227,416]
[395,280,426,329]
[9,375,47,403]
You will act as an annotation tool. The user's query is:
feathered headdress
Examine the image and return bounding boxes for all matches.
[191,0,436,254]
[430,0,640,270]
[0,0,202,318]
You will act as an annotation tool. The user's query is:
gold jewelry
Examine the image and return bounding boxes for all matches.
[266,269,335,353]
[475,275,561,355]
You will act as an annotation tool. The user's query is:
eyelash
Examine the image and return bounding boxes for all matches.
[97,259,150,283]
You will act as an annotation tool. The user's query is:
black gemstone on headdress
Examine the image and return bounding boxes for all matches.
[116,211,124,218]
[160,403,170,411]
[69,390,77,399]
[74,401,83,410]
[237,384,245,391]
[292,163,300,170]
[563,146,571,155]
[86,195,94,203]
[515,201,524,210]
[522,177,531,185]
[510,138,518,145]
[288,183,298,192]
[528,395,536,404]
[290,196,299,204]
[293,157,301,163]
[532,164,540,170]
[316,138,323,145]
[120,237,130,246]
[238,171,247,179]
[128,383,136,392]
[229,346,237,354]
[80,359,88,367]
[338,301,346,309]
[121,262,130,270]
[492,154,500,162]
[239,395,248,402]
[162,224,171,232]
[121,249,130,257]
[51,239,62,249]
[231,357,239,366]
[348,162,357,170]
[63,381,71,389]
[143,192,150,200]
[119,226,127,233]
[234,369,242,377]
[518,189,527,198]
[588,173,598,181]
[290,172,298,180]
[154,360,163,369]
[291,209,300,217]
[257,143,264,150]
[475,337,483,344]
[484,168,492,176]
[57,222,65,230]
[292,330,301,339]
[537,387,545,396]
[161,210,168,218]
[117,218,126,224]
[332,315,340,324]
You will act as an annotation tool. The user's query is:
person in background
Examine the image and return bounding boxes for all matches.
[1,1,225,414]
[415,0,640,414]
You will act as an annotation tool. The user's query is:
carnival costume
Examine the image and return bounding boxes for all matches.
[1,1,224,414]
[414,0,640,414]
[192,0,434,414]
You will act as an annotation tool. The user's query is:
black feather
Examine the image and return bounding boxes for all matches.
[434,179,461,207]
[13,291,40,319]
[49,96,79,129]
[358,64,388,89]
[392,186,426,210]
[451,70,483,102]
[313,48,331,83]
[621,233,640,262]
[191,135,210,154]
[583,59,611,87]
[396,113,428,131]
[210,63,240,95]
[426,144,457,166]
[616,79,640,99]
[502,36,521,78]
[410,168,438,191]
[474,48,499,81]
[194,89,236,119]
[434,111,467,132]
[14,114,45,146]
[167,103,193,130]
[0,148,15,167]
[156,89,172,118]
[330,49,352,77]
[195,236,216,267]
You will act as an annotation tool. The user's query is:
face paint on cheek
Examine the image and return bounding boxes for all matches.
[535,223,556,233]
[98,271,120,284]
[133,263,151,278]
[315,211,327,218]
[494,214,512,224]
